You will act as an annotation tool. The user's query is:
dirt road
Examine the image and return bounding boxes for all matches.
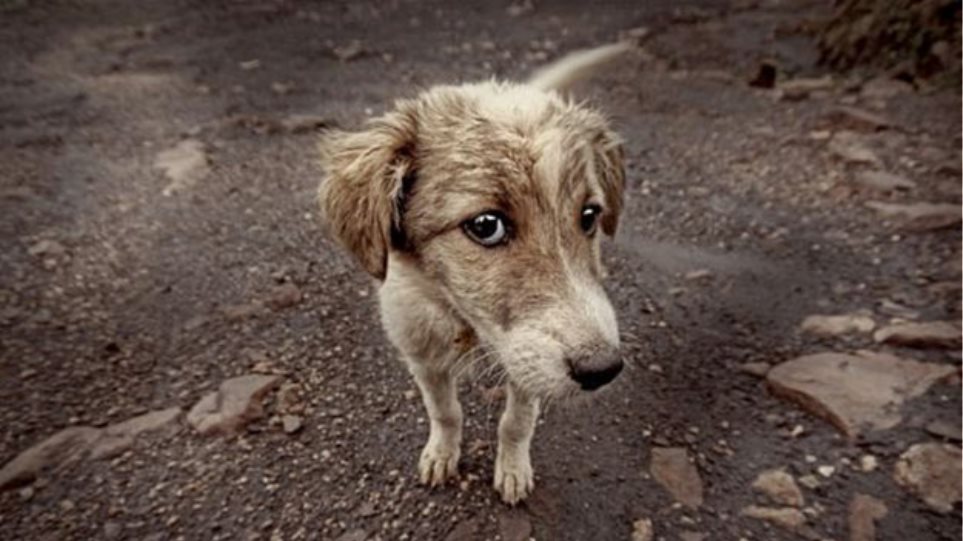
[1,1,960,540]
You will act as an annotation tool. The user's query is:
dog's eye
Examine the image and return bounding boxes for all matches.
[463,212,508,247]
[580,204,602,235]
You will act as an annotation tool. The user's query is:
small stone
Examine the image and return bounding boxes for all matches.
[798,475,820,490]
[751,469,804,507]
[187,374,282,435]
[779,76,834,98]
[280,114,329,134]
[740,505,806,531]
[849,493,887,541]
[497,511,532,541]
[925,419,962,442]
[766,352,954,437]
[18,486,34,500]
[155,139,210,196]
[334,530,367,541]
[650,447,703,508]
[445,518,480,541]
[28,239,66,257]
[861,77,913,99]
[738,362,771,377]
[684,269,713,281]
[816,465,835,478]
[824,106,891,132]
[873,321,961,349]
[265,283,302,311]
[103,521,121,539]
[877,299,920,320]
[282,415,303,434]
[239,59,261,70]
[333,40,364,62]
[800,313,875,337]
[631,518,654,541]
[852,171,916,193]
[893,443,962,513]
[506,0,534,17]
[865,201,962,232]
[271,81,293,95]
[829,132,880,166]
[277,383,304,414]
[860,455,879,472]
[222,301,265,321]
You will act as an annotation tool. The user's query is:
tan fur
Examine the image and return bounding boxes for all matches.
[317,45,629,505]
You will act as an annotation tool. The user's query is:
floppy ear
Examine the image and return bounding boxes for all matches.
[317,111,415,280]
[593,130,626,236]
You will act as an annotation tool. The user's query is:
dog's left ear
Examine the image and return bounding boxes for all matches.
[317,109,416,280]
[593,130,626,236]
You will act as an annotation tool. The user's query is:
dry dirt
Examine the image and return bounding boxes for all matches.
[0,1,960,540]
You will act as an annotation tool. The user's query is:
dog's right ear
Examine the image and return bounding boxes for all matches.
[317,110,415,280]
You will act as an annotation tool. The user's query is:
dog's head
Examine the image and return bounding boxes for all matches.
[319,82,625,400]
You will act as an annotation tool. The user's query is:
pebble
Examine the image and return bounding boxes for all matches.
[631,518,654,541]
[799,313,875,337]
[282,415,303,434]
[751,468,804,507]
[650,447,704,508]
[849,493,887,541]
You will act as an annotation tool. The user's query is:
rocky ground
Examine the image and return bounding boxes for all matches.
[0,0,960,540]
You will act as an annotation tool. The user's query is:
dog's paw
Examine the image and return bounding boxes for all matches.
[419,441,460,487]
[493,449,534,505]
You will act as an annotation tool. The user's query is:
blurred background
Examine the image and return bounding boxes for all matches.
[0,1,960,540]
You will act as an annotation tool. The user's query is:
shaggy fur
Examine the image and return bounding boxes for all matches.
[318,44,630,504]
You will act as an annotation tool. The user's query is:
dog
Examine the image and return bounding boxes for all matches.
[317,42,631,504]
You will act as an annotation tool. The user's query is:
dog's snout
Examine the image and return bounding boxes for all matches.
[567,354,623,391]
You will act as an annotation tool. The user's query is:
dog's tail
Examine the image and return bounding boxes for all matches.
[528,41,635,92]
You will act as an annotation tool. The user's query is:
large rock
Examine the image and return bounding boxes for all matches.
[187,374,281,435]
[873,321,961,349]
[650,447,703,508]
[800,313,875,337]
[751,469,804,507]
[766,352,955,437]
[865,201,962,231]
[893,443,962,513]
[0,407,181,490]
[0,427,101,490]
[848,493,887,541]
[90,407,182,459]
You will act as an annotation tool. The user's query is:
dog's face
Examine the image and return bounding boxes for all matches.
[319,83,625,400]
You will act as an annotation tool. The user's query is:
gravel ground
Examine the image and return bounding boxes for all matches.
[0,1,960,540]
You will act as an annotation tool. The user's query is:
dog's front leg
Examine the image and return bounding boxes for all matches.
[494,383,539,505]
[409,363,463,486]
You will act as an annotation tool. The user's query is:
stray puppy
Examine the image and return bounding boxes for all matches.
[318,43,630,504]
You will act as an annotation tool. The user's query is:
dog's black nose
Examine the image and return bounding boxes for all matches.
[568,356,624,391]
